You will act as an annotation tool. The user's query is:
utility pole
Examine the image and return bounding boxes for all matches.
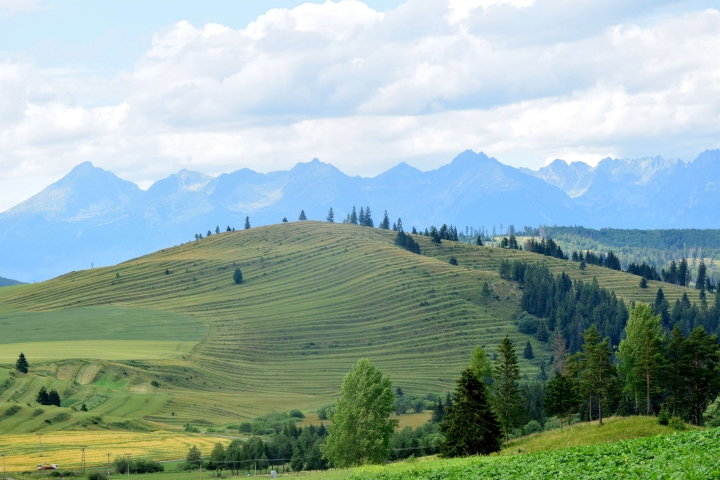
[81,447,86,473]
[2,453,5,477]
[107,453,111,477]
[127,453,132,479]
[38,434,43,457]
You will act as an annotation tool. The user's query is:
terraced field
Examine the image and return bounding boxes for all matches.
[0,222,700,439]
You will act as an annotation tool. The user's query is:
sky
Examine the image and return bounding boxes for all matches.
[1,0,719,212]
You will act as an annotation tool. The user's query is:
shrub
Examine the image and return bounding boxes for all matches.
[668,416,686,430]
[289,409,305,419]
[524,420,542,435]
[151,380,160,387]
[239,422,252,433]
[703,396,720,427]
[317,407,328,420]
[449,256,458,266]
[87,473,108,480]
[658,406,670,426]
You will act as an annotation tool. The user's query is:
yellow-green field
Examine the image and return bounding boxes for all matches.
[0,430,231,472]
[0,222,702,462]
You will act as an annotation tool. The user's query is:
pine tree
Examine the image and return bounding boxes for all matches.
[364,207,374,227]
[696,261,707,291]
[492,336,524,442]
[215,226,220,234]
[544,373,579,429]
[15,352,28,373]
[685,326,720,425]
[476,236,483,246]
[579,325,616,425]
[233,268,243,285]
[536,320,549,342]
[431,399,445,423]
[282,217,288,222]
[299,210,307,221]
[48,389,61,407]
[186,445,202,467]
[440,368,501,457]
[618,303,665,416]
[523,340,534,360]
[666,325,689,417]
[358,207,366,226]
[326,207,335,223]
[36,386,49,405]
[226,225,231,232]
[380,210,390,229]
[552,331,568,373]
[244,216,251,229]
[678,258,689,286]
[290,446,304,472]
[349,207,357,225]
[396,218,403,232]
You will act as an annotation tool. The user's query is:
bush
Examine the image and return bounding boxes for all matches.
[317,407,328,420]
[289,409,305,419]
[669,416,686,430]
[658,406,670,426]
[517,315,539,335]
[239,422,252,433]
[703,396,720,427]
[87,473,108,480]
[524,420,542,435]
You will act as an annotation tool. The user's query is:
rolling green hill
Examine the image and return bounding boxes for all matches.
[0,222,701,434]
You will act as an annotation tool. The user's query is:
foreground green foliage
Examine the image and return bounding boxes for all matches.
[349,427,720,479]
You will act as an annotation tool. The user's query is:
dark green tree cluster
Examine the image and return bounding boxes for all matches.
[662,259,690,286]
[36,387,61,406]
[195,424,329,475]
[394,231,420,254]
[390,423,442,460]
[420,224,459,244]
[627,262,661,280]
[379,210,391,229]
[233,268,243,285]
[499,260,629,351]
[569,250,621,271]
[500,235,520,249]
[113,457,164,474]
[526,238,565,259]
[343,206,374,227]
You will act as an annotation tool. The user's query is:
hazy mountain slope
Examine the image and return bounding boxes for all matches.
[0,151,577,282]
[0,276,23,287]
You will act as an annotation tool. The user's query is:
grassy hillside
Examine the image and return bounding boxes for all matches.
[0,222,700,434]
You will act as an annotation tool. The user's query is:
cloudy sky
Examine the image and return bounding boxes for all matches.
[1,0,719,211]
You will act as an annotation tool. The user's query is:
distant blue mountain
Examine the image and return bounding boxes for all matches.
[0,276,23,287]
[1,149,718,282]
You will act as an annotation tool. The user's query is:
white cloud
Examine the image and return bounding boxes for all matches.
[0,0,49,15]
[0,1,719,211]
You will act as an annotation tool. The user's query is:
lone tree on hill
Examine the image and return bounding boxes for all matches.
[322,359,397,467]
[233,268,243,285]
[299,210,307,221]
[449,256,458,266]
[492,336,524,442]
[215,226,220,234]
[15,352,28,373]
[440,368,501,457]
[327,207,335,223]
[244,216,251,229]
[186,445,202,467]
[282,217,288,222]
[226,225,231,232]
[476,236,483,246]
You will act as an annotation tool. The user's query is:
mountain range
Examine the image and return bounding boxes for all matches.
[1,149,718,282]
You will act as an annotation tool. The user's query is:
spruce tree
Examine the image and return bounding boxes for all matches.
[697,261,707,291]
[380,210,390,229]
[364,207,374,227]
[523,340,534,360]
[476,236,483,246]
[349,207,357,225]
[431,399,445,423]
[358,207,366,226]
[15,352,28,373]
[678,258,689,286]
[233,268,243,285]
[666,325,689,417]
[48,389,61,407]
[618,304,665,416]
[282,217,288,222]
[685,326,720,425]
[215,226,220,234]
[226,225,231,232]
[244,216,251,229]
[37,387,49,405]
[440,368,501,457]
[492,336,523,442]
[396,218,403,232]
[299,210,307,221]
[326,207,335,223]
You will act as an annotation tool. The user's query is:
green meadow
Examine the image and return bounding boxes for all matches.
[0,222,703,470]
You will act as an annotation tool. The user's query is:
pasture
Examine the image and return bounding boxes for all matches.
[0,222,702,435]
